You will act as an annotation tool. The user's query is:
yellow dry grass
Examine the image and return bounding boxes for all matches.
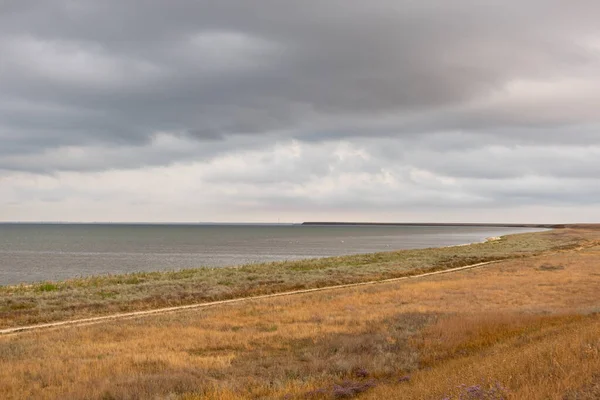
[365,313,600,399]
[1,229,600,399]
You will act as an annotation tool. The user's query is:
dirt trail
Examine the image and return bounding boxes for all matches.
[0,260,505,337]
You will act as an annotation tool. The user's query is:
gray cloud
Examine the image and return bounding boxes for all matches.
[2,0,600,220]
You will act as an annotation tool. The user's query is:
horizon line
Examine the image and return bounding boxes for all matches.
[0,221,568,227]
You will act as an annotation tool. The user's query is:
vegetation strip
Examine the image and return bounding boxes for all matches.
[0,259,504,336]
[1,229,587,330]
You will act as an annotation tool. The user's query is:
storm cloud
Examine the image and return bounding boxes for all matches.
[1,0,600,222]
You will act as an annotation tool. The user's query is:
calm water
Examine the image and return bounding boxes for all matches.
[0,224,544,285]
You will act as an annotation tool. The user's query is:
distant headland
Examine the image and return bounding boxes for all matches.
[302,222,566,228]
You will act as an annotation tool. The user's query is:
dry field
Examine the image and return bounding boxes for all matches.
[1,227,600,399]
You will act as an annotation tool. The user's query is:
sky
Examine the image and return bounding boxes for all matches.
[1,0,600,223]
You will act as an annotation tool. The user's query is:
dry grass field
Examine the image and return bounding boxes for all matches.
[1,227,600,399]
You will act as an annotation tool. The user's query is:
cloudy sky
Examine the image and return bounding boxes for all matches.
[1,0,600,223]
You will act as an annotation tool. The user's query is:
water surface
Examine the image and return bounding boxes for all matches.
[0,224,544,285]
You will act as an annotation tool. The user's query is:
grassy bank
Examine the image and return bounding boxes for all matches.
[0,228,589,328]
[1,227,600,399]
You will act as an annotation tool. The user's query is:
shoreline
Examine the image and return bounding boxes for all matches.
[0,228,583,329]
[1,227,547,288]
[444,235,504,249]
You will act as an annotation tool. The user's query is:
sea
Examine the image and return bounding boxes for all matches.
[0,223,545,285]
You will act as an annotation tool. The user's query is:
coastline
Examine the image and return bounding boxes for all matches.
[1,235,504,290]
[0,228,584,329]
[0,224,548,287]
[444,235,504,249]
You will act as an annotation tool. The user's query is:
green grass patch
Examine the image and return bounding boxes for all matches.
[35,283,59,292]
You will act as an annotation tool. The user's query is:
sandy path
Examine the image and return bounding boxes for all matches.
[0,260,504,336]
